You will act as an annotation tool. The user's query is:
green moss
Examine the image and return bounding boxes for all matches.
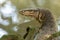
[0,35,20,40]
[46,31,60,40]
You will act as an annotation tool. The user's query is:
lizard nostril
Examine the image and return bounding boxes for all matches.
[19,11,24,15]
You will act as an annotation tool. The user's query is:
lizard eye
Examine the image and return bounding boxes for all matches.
[22,11,25,13]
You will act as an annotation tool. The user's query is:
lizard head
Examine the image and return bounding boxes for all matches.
[19,9,40,18]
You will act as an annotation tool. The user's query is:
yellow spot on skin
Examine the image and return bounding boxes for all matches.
[44,34,51,38]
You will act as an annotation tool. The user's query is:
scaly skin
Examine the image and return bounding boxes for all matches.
[19,8,57,40]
